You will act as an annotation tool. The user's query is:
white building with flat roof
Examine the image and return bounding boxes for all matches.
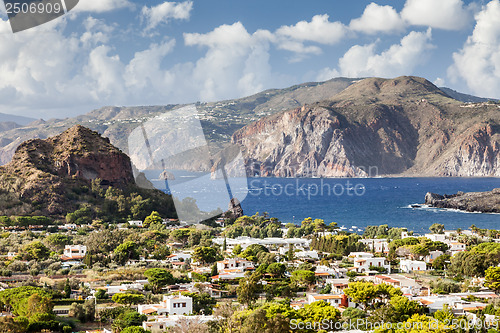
[400,260,427,273]
[138,294,193,316]
[62,245,87,260]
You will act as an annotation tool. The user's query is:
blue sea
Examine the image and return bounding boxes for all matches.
[146,169,500,233]
[240,177,500,233]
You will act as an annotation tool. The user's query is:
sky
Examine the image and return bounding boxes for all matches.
[0,0,499,119]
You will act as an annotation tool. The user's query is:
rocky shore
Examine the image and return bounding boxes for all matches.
[425,189,500,213]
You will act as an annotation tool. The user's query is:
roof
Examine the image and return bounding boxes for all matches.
[142,308,158,314]
[420,299,434,305]
[312,295,343,300]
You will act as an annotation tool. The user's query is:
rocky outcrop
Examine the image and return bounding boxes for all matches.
[425,189,500,213]
[0,125,175,217]
[232,76,500,177]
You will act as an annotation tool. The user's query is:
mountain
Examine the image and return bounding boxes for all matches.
[0,77,495,171]
[232,76,500,177]
[0,79,356,166]
[0,125,176,218]
[0,112,36,126]
[439,87,499,103]
[425,190,500,213]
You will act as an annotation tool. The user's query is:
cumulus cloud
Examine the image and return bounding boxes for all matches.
[276,14,347,45]
[74,0,134,13]
[184,22,276,100]
[448,0,500,97]
[337,29,434,78]
[401,0,472,30]
[141,1,193,31]
[350,3,405,34]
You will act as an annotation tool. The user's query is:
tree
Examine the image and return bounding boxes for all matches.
[266,263,286,278]
[144,268,174,293]
[112,310,147,331]
[122,327,148,333]
[143,211,163,228]
[64,279,71,298]
[20,241,50,261]
[432,254,450,270]
[192,246,219,265]
[291,270,315,288]
[344,281,377,310]
[112,293,145,306]
[45,234,72,250]
[429,223,445,234]
[211,264,218,277]
[95,289,108,299]
[233,244,242,256]
[237,272,262,307]
[114,241,139,265]
[389,296,423,322]
[485,266,500,294]
[181,292,217,314]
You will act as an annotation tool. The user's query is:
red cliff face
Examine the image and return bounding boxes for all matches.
[231,77,500,177]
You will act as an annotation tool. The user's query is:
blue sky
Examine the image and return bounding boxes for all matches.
[0,0,499,119]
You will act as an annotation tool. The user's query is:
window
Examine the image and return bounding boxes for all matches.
[182,303,186,307]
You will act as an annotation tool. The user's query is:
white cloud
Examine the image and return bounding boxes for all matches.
[74,0,133,13]
[276,14,347,45]
[448,0,500,98]
[141,1,193,31]
[80,17,114,48]
[434,77,446,86]
[338,29,434,78]
[350,3,405,34]
[401,0,472,30]
[184,22,277,101]
[316,67,340,82]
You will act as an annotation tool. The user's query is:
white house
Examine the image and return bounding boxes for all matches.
[446,242,466,255]
[216,258,254,272]
[107,283,144,296]
[142,315,216,332]
[138,294,193,316]
[425,234,446,242]
[167,253,192,262]
[295,250,319,260]
[360,239,389,253]
[62,245,87,260]
[400,260,427,273]
[349,252,390,274]
[128,220,143,227]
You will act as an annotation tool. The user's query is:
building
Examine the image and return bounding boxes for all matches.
[447,242,466,255]
[307,293,356,308]
[62,245,87,260]
[425,233,446,242]
[142,315,216,332]
[425,250,444,263]
[349,252,390,274]
[216,258,254,272]
[107,283,144,296]
[399,260,427,273]
[360,239,389,253]
[128,220,143,227]
[138,294,193,316]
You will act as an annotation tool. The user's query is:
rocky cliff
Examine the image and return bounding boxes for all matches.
[0,125,175,218]
[425,190,500,213]
[232,76,500,177]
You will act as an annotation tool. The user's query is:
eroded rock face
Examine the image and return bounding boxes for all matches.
[232,76,500,178]
[10,125,135,187]
[425,190,500,213]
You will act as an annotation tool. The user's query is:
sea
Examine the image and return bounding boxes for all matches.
[145,170,500,233]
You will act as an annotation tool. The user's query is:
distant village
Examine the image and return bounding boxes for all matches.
[0,212,499,333]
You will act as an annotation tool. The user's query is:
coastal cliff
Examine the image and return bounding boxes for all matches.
[232,76,500,177]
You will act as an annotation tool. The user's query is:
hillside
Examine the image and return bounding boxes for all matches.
[0,125,176,219]
[232,76,500,177]
[0,78,360,166]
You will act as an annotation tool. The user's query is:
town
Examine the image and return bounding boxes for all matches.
[0,212,500,333]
